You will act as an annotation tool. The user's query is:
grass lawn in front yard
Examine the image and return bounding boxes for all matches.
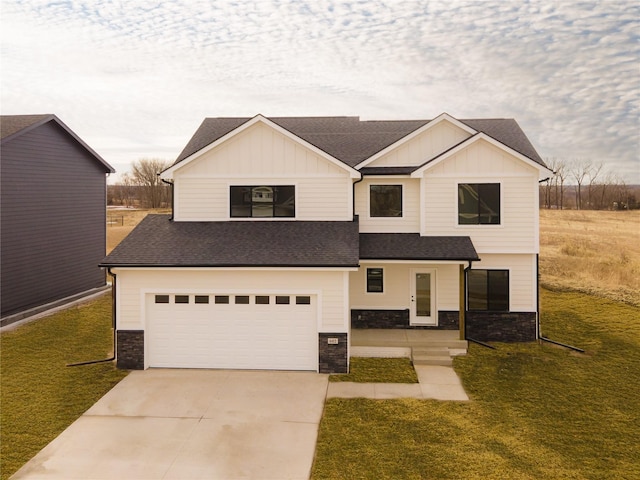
[0,294,128,480]
[330,357,418,383]
[312,288,640,480]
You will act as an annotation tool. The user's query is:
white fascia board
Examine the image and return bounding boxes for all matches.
[358,259,470,265]
[161,114,360,180]
[410,133,554,179]
[354,113,477,170]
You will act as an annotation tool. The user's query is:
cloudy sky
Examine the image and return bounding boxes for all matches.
[1,0,639,183]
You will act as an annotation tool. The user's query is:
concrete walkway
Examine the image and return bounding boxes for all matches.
[327,365,469,401]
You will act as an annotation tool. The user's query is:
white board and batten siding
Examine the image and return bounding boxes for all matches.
[366,120,471,168]
[421,139,541,254]
[172,122,353,221]
[355,178,421,233]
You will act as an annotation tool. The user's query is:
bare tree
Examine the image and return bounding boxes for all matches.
[570,159,591,210]
[586,161,603,210]
[130,158,172,208]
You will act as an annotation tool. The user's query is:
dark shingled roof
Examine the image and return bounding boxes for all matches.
[173,115,544,169]
[101,215,360,267]
[0,114,115,173]
[359,233,479,261]
[1,114,53,140]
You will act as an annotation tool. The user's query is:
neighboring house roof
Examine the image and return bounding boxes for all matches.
[0,114,115,173]
[173,115,544,169]
[359,233,479,261]
[101,215,361,267]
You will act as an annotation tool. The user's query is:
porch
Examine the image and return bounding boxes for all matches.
[351,329,468,366]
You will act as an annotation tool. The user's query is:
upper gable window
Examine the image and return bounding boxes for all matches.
[458,183,500,225]
[230,186,295,218]
[370,185,402,217]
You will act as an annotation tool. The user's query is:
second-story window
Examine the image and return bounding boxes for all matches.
[458,183,500,225]
[370,185,402,217]
[230,185,295,218]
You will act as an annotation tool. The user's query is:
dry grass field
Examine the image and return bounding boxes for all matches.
[539,209,640,306]
[106,207,170,253]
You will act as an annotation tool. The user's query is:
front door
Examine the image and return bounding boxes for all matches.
[410,269,436,325]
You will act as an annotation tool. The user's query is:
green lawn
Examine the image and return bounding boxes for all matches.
[0,295,128,480]
[330,357,418,383]
[312,288,640,480]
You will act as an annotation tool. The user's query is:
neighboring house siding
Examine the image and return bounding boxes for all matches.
[1,121,107,316]
[114,269,350,332]
[421,139,540,253]
[354,178,421,233]
[349,263,460,311]
[173,123,352,221]
[367,120,470,167]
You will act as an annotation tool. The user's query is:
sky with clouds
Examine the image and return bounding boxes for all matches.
[1,0,639,183]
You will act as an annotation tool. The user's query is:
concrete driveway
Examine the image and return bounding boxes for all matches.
[11,369,329,480]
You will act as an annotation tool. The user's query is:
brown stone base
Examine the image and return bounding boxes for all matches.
[465,312,537,342]
[116,330,144,369]
[351,309,459,330]
[318,333,348,373]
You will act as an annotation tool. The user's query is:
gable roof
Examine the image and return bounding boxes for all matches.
[163,115,361,178]
[359,233,479,261]
[173,114,546,170]
[101,214,360,268]
[0,114,115,173]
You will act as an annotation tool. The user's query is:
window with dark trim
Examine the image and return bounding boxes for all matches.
[276,296,290,305]
[296,296,311,305]
[195,295,209,304]
[467,269,509,311]
[230,186,295,218]
[458,183,500,225]
[175,295,189,304]
[370,185,402,217]
[235,295,250,304]
[155,295,169,304]
[255,295,270,304]
[366,268,384,293]
[214,295,230,304]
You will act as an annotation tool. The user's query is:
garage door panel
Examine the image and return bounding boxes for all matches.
[148,294,317,370]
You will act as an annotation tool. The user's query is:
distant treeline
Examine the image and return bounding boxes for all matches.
[540,158,638,210]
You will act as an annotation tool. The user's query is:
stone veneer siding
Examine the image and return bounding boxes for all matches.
[465,312,537,342]
[351,309,459,330]
[116,330,144,370]
[318,333,348,373]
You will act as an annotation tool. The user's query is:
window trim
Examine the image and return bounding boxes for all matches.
[368,184,404,218]
[229,184,296,219]
[467,269,510,312]
[366,267,385,294]
[457,182,502,226]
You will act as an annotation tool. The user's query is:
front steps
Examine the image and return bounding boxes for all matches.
[351,329,468,365]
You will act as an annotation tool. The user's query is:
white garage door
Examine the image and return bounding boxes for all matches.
[147,293,317,371]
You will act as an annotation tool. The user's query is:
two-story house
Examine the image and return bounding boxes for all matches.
[101,113,552,373]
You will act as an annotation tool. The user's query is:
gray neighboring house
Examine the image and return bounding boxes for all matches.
[1,114,115,323]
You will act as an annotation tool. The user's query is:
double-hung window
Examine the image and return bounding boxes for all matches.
[230,185,295,218]
[370,185,402,217]
[458,183,500,224]
[467,269,509,311]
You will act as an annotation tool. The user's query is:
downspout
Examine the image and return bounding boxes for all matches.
[160,176,174,221]
[352,173,364,220]
[462,260,496,349]
[67,268,117,366]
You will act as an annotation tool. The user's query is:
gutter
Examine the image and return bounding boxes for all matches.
[352,173,364,220]
[67,268,117,366]
[160,176,174,221]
